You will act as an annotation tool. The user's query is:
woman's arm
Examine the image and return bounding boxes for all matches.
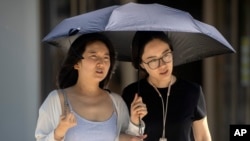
[192,116,212,141]
[119,133,147,141]
[35,90,76,141]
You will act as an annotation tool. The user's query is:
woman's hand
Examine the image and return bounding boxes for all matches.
[54,112,77,140]
[119,133,147,141]
[130,93,147,125]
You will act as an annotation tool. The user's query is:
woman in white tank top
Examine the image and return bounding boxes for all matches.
[35,33,147,141]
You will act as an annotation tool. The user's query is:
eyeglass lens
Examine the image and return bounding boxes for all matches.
[148,52,172,69]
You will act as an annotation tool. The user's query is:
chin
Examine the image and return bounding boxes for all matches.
[161,73,171,80]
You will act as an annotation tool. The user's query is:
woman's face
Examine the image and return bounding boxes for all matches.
[74,41,111,83]
[140,38,173,81]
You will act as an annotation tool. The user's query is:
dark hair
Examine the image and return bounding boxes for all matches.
[57,32,116,89]
[131,31,173,70]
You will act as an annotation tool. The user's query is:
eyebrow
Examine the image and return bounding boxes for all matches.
[145,49,171,60]
[86,50,110,56]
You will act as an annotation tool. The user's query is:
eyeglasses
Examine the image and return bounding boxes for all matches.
[143,52,172,69]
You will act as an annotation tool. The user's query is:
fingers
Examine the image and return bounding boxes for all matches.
[130,93,147,125]
[132,93,139,104]
[137,106,147,118]
[130,134,147,141]
[60,112,77,126]
[133,103,147,114]
[131,93,143,107]
[56,112,77,138]
[138,134,147,139]
[131,94,147,116]
[66,112,77,125]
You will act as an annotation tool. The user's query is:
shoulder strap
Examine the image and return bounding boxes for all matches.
[61,89,69,116]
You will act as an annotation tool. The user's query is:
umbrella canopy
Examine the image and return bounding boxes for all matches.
[43,2,235,66]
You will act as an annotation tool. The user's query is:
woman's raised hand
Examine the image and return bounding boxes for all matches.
[130,93,147,125]
[54,112,77,140]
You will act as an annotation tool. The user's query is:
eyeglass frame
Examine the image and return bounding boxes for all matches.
[142,51,173,70]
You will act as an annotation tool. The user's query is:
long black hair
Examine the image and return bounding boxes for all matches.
[57,32,116,89]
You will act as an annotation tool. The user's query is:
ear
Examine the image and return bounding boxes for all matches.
[74,63,80,70]
[140,63,145,69]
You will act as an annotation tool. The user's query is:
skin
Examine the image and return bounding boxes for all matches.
[140,39,173,87]
[54,41,147,141]
[140,38,212,141]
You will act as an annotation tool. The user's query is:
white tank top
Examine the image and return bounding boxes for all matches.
[63,91,117,141]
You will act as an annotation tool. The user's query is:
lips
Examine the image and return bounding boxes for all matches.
[96,69,104,74]
[159,69,168,75]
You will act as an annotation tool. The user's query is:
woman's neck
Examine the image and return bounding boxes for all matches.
[148,75,176,88]
[70,81,102,97]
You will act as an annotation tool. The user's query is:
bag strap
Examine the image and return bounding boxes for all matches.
[61,89,69,116]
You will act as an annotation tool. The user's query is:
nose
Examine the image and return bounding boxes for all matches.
[159,58,166,67]
[96,57,106,66]
[97,58,103,63]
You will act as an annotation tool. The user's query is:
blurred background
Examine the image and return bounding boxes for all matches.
[0,0,249,140]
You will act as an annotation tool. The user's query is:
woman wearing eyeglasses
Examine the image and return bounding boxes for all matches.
[122,31,211,141]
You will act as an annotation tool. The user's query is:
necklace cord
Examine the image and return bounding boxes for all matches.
[150,77,172,139]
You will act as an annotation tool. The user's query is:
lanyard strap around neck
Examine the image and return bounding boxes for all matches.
[150,77,172,139]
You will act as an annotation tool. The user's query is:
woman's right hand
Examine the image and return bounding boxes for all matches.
[130,93,147,126]
[120,133,147,141]
[54,112,77,140]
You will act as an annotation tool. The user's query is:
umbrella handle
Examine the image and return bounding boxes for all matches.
[138,116,143,135]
